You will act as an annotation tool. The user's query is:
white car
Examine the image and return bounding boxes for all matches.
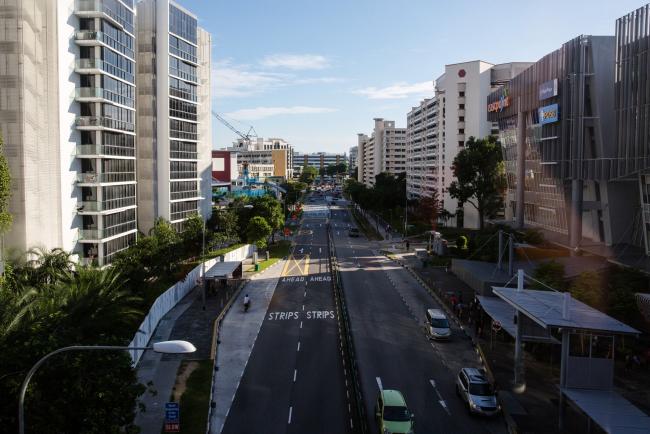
[425,309,451,340]
[456,368,500,416]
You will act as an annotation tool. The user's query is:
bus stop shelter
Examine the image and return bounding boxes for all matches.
[492,275,648,434]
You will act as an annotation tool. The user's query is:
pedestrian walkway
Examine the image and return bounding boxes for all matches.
[208,260,285,434]
[350,202,401,241]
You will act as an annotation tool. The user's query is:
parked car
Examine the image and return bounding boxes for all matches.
[425,308,451,340]
[375,389,415,434]
[456,368,500,416]
[348,227,360,237]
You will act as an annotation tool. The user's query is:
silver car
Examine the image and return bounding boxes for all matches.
[456,368,500,416]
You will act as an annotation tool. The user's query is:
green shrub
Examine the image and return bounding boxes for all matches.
[523,228,544,245]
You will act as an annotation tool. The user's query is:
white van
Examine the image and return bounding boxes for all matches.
[426,308,451,340]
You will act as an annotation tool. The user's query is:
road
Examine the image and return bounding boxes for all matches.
[221,195,352,434]
[330,202,507,434]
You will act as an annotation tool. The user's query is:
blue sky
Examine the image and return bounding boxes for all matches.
[180,0,646,154]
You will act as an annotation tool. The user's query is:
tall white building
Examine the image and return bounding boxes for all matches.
[136,0,212,233]
[434,60,532,228]
[349,146,358,175]
[357,118,406,187]
[0,0,139,266]
[406,97,439,199]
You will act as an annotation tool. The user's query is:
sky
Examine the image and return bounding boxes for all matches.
[179,0,647,154]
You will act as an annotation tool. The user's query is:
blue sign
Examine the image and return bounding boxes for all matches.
[539,78,558,100]
[165,402,179,422]
[539,103,559,125]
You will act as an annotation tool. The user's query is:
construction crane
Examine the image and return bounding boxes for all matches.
[212,111,258,145]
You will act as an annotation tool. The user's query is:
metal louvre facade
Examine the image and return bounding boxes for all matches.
[615,4,650,178]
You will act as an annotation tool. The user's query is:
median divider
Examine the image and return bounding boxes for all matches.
[327,223,368,434]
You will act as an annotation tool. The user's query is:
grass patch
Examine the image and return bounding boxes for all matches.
[245,240,291,273]
[169,359,213,434]
[350,207,383,241]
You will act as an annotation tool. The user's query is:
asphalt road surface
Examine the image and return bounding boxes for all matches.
[221,195,352,434]
[330,203,507,434]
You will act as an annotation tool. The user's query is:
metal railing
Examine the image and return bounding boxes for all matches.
[75,87,135,108]
[326,223,367,433]
[170,190,200,200]
[76,172,136,183]
[75,0,134,34]
[74,30,135,59]
[75,58,134,83]
[75,116,135,132]
[77,196,136,212]
[76,144,135,157]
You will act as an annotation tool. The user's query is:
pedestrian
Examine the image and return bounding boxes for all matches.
[406,240,410,251]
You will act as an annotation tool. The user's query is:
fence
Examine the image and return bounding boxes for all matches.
[327,223,367,433]
[127,244,256,365]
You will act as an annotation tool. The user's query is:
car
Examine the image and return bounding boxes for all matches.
[348,227,360,237]
[375,389,414,434]
[425,309,451,340]
[456,368,500,416]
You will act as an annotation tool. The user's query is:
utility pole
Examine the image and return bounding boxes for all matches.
[202,216,207,311]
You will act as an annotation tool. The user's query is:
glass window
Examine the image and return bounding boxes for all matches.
[169,5,197,44]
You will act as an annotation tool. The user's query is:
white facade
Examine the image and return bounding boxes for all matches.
[229,137,294,179]
[0,0,139,266]
[357,118,406,187]
[435,61,532,228]
[406,97,439,199]
[293,152,347,174]
[136,0,212,233]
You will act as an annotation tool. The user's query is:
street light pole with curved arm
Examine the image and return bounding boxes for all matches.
[18,340,196,434]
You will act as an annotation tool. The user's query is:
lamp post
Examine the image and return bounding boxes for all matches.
[201,216,207,311]
[18,340,196,434]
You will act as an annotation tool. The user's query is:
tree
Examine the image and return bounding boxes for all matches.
[246,216,272,250]
[181,213,205,258]
[569,271,605,310]
[0,133,12,233]
[149,217,181,273]
[415,193,440,230]
[283,182,307,206]
[448,136,506,229]
[532,260,566,291]
[251,196,284,243]
[299,166,318,184]
[208,208,239,247]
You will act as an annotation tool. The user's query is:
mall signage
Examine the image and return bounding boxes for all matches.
[487,92,511,113]
[539,78,558,100]
[539,103,559,125]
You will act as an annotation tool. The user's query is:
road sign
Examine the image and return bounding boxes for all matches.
[492,320,502,332]
[164,402,179,432]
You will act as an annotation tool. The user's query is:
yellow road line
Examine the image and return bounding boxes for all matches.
[303,254,310,275]
[281,255,292,276]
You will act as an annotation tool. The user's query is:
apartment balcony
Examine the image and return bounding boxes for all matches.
[76,172,136,185]
[170,190,202,201]
[458,121,465,129]
[74,31,135,60]
[74,0,134,35]
[76,116,135,134]
[169,150,199,160]
[75,87,135,109]
[78,221,137,242]
[170,171,200,181]
[75,59,135,83]
[77,196,136,213]
[458,109,465,116]
[76,144,135,159]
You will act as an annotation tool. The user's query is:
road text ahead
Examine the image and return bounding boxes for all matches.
[267,311,335,320]
[281,275,332,283]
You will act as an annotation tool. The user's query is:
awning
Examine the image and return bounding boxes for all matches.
[205,261,241,279]
[476,295,517,338]
[563,388,650,434]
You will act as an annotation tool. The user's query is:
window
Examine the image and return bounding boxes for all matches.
[169,56,197,83]
[169,77,197,102]
[459,104,465,110]
[458,141,464,147]
[169,5,197,44]
[459,116,464,122]
[169,34,197,63]
[170,119,197,141]
[459,91,465,97]
[169,98,197,121]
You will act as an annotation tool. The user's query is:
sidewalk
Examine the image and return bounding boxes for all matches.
[208,260,285,434]
[350,203,401,242]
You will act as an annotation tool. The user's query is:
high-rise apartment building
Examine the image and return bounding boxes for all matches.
[357,118,406,187]
[0,0,139,266]
[406,97,439,199]
[136,0,212,233]
[435,61,532,228]
[349,146,358,175]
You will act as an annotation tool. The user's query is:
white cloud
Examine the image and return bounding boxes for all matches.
[260,54,330,70]
[224,106,337,121]
[353,81,433,99]
[212,59,290,98]
[212,58,343,98]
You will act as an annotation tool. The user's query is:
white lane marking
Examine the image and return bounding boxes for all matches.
[319,247,322,254]
[429,379,451,416]
[300,321,303,329]
[376,377,383,391]
[297,341,301,352]
[288,406,293,424]
[299,248,304,254]
[293,369,297,382]
[302,304,305,311]
[304,290,307,297]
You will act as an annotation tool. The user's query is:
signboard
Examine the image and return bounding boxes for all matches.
[539,78,558,100]
[538,103,559,125]
[164,402,180,432]
[487,94,511,113]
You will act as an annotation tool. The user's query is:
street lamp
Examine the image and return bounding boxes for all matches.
[18,340,196,434]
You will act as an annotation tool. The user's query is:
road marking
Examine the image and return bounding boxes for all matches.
[304,290,307,297]
[288,406,293,424]
[429,379,451,416]
[297,341,301,352]
[319,247,322,254]
[293,369,297,382]
[302,304,305,311]
[300,321,303,329]
[376,377,383,391]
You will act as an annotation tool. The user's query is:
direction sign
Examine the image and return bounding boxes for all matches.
[164,402,179,432]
